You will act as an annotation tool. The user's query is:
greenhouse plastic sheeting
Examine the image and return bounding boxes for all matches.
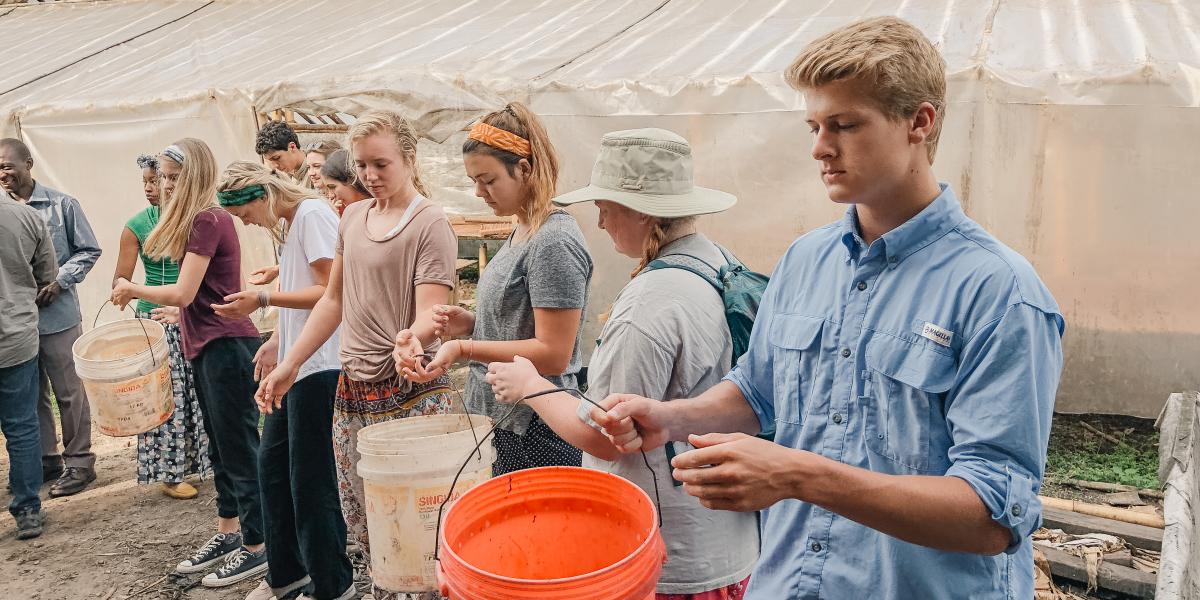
[0,0,1196,416]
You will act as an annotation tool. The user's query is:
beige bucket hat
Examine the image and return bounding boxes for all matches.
[554,128,736,217]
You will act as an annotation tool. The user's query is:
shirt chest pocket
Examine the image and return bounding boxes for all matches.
[861,334,956,474]
[768,314,824,424]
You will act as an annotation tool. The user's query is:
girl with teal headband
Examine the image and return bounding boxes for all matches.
[211,161,355,600]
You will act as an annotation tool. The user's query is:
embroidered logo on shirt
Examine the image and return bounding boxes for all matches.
[921,322,953,347]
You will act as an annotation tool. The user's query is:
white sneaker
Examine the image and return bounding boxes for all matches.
[245,580,276,600]
[298,584,357,600]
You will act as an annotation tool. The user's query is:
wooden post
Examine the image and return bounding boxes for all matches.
[478,244,488,271]
[1039,496,1165,529]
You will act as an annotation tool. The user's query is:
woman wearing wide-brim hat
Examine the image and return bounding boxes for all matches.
[486,128,760,599]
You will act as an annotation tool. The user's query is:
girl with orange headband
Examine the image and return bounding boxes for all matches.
[396,102,592,475]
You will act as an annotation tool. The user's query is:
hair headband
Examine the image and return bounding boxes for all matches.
[161,145,185,165]
[217,184,266,207]
[468,121,531,159]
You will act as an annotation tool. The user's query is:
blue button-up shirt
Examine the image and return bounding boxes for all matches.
[727,185,1064,599]
[25,182,102,335]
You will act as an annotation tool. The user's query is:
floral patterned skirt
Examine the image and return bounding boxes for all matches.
[333,373,456,600]
[135,310,212,484]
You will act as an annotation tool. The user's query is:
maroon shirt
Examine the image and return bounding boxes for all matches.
[179,208,259,360]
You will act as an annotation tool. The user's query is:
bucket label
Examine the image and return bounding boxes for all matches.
[417,478,478,582]
[83,365,173,436]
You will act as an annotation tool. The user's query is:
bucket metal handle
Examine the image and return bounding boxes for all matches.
[432,387,664,562]
[91,300,159,368]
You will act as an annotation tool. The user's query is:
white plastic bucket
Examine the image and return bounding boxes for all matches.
[357,413,495,593]
[72,319,172,437]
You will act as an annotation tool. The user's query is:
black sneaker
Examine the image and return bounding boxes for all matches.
[48,467,96,497]
[14,509,44,540]
[175,532,242,574]
[201,547,268,587]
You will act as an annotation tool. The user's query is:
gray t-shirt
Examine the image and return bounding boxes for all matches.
[578,233,759,594]
[467,211,592,434]
[0,196,58,368]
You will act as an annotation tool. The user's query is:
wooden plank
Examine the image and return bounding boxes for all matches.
[1038,544,1157,598]
[1040,495,1164,528]
[1042,507,1163,552]
[289,124,349,133]
[1064,479,1164,499]
[1103,490,1146,506]
[455,259,477,271]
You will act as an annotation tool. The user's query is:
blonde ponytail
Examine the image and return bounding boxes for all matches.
[463,102,560,240]
[633,216,699,278]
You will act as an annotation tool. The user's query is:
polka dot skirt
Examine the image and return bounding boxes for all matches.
[491,413,582,475]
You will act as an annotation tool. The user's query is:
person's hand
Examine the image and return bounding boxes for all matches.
[431,305,475,338]
[35,281,62,307]
[256,360,299,414]
[110,278,135,310]
[393,329,426,378]
[406,339,463,383]
[248,265,279,286]
[670,432,807,512]
[485,356,548,405]
[253,337,280,382]
[593,394,672,453]
[149,306,180,325]
[211,290,261,320]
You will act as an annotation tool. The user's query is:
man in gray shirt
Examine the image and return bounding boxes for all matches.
[0,138,101,497]
[0,188,58,539]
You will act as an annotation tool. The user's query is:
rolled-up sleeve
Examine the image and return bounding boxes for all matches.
[56,196,101,289]
[944,301,1064,553]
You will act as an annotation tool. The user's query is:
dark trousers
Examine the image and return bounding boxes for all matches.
[0,357,42,516]
[260,369,352,599]
[37,325,95,470]
[192,336,264,546]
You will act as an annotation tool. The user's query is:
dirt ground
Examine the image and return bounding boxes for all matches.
[0,408,1162,599]
[0,432,268,600]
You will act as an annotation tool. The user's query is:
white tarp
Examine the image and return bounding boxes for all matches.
[0,0,1196,416]
[1156,391,1200,600]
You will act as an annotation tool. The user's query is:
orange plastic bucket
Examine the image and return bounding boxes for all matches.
[437,466,666,600]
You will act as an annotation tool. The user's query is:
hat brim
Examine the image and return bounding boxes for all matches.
[553,184,736,218]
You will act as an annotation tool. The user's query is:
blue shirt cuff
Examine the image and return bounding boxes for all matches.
[947,461,1040,554]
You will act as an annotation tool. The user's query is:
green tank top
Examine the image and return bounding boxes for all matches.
[125,205,181,314]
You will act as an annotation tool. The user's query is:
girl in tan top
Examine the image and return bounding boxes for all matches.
[258,111,458,600]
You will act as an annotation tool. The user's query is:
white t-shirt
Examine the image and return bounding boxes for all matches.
[277,199,342,381]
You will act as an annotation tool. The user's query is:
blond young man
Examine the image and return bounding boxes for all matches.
[594,17,1064,599]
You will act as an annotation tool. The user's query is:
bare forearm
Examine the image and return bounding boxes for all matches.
[799,457,1010,555]
[280,295,342,369]
[522,380,621,461]
[268,285,325,310]
[663,381,761,440]
[127,282,187,307]
[466,339,570,374]
[410,308,442,347]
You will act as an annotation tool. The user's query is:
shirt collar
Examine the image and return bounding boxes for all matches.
[27,181,54,205]
[839,183,965,267]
